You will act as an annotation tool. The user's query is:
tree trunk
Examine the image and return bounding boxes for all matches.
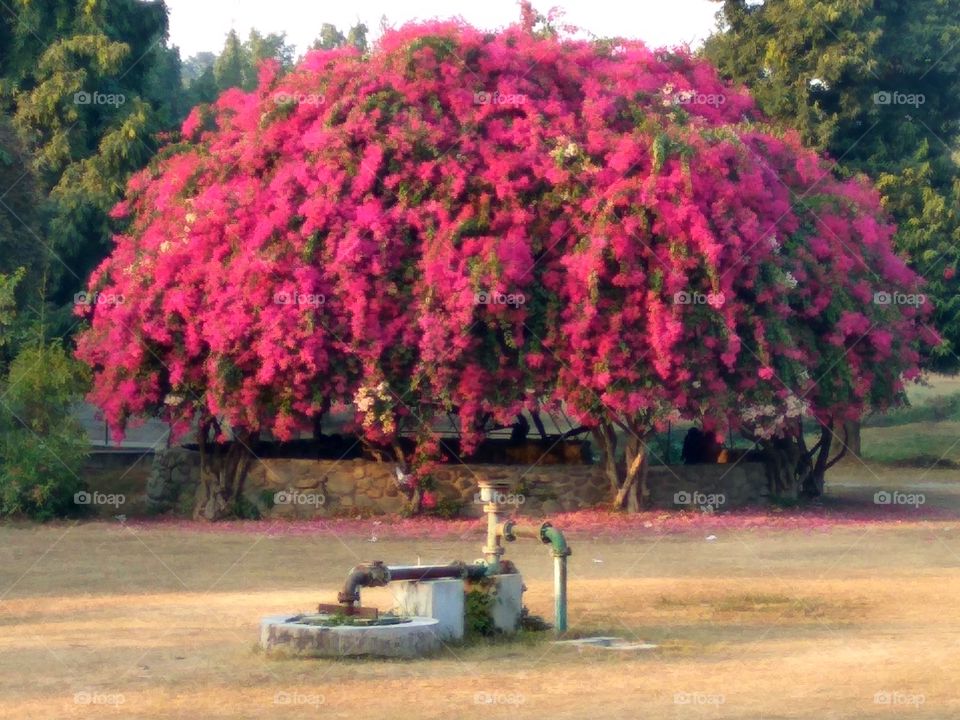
[593,421,649,512]
[842,419,861,459]
[592,423,622,497]
[193,424,257,521]
[758,419,849,500]
[800,420,848,498]
[614,436,648,511]
[760,426,804,501]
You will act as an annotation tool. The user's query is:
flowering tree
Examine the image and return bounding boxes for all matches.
[76,8,932,518]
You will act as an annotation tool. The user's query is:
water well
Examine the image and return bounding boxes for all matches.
[260,477,571,658]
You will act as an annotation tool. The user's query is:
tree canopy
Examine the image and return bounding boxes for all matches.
[704,0,960,371]
[0,0,178,325]
[76,15,933,513]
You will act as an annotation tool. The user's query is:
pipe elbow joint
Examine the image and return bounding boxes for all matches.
[338,561,390,604]
[539,522,571,558]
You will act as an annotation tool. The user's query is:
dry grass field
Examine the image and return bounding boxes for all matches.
[2,462,960,719]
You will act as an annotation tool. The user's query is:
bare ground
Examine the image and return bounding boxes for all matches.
[2,465,960,719]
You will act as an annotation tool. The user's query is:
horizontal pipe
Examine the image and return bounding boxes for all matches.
[500,520,571,557]
[337,561,488,607]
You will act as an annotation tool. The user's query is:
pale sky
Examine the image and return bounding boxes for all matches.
[164,0,721,58]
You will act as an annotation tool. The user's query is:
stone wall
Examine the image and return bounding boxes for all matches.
[143,448,769,518]
[647,462,770,509]
[146,447,198,514]
[241,455,608,518]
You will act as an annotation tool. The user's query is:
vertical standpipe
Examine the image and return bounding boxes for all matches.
[498,518,571,635]
[554,553,568,633]
[541,523,570,634]
[478,477,511,572]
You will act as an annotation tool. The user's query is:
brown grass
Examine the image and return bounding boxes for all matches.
[2,475,960,720]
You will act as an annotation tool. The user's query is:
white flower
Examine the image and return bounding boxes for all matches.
[783,271,799,288]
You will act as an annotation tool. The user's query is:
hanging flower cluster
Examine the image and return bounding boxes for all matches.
[354,382,396,437]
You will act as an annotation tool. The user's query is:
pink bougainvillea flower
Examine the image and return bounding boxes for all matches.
[75,10,933,480]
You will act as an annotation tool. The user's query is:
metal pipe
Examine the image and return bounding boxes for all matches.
[540,523,570,634]
[338,560,391,605]
[498,520,570,634]
[337,560,487,608]
[479,479,511,571]
[554,553,568,633]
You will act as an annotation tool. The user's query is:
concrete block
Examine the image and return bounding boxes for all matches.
[489,573,524,634]
[393,578,465,641]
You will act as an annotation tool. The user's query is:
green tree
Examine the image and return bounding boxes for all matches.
[247,29,296,73]
[0,270,22,359]
[346,23,369,53]
[0,0,177,328]
[312,22,369,52]
[181,51,219,107]
[0,117,43,291]
[213,29,295,92]
[213,29,248,90]
[0,270,88,521]
[313,23,346,50]
[705,0,960,374]
[0,341,89,520]
[182,51,217,83]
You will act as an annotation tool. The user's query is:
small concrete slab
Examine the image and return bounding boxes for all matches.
[553,636,658,651]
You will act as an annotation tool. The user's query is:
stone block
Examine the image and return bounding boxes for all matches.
[325,474,355,496]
